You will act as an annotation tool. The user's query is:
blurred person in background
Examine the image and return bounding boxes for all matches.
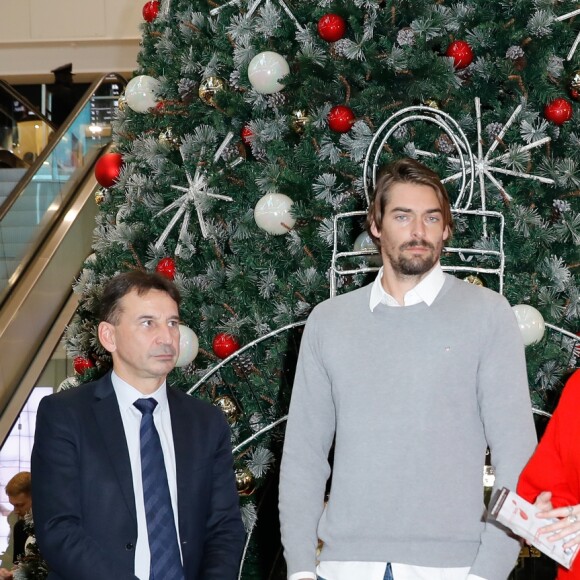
[0,471,32,579]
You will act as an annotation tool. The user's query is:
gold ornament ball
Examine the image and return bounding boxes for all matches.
[199,76,226,107]
[214,395,239,423]
[291,109,310,133]
[95,190,106,205]
[570,70,580,101]
[423,99,440,110]
[464,274,485,287]
[235,468,256,496]
[158,127,179,148]
[117,95,127,112]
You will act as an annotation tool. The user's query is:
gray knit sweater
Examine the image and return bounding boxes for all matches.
[279,274,536,580]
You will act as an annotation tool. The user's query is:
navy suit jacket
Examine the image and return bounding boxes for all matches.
[31,372,245,580]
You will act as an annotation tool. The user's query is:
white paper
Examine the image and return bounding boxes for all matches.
[491,487,579,569]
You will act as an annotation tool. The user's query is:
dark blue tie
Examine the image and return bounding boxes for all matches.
[133,398,185,580]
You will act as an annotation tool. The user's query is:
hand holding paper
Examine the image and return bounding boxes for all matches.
[534,490,553,512]
[491,488,579,569]
[537,502,580,551]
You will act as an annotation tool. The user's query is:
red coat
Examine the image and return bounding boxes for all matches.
[517,370,580,579]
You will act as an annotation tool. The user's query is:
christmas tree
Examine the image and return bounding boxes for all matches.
[13,512,48,580]
[64,0,579,577]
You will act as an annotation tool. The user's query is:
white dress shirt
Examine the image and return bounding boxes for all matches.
[289,266,486,580]
[368,264,446,310]
[111,372,182,580]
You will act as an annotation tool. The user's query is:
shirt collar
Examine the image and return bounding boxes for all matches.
[111,370,168,412]
[369,264,445,311]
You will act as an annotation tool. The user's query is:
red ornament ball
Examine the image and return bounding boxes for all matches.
[446,40,474,69]
[571,88,580,101]
[95,152,123,188]
[212,333,241,359]
[155,257,176,280]
[328,105,355,133]
[142,1,160,22]
[317,13,347,43]
[544,97,573,125]
[73,356,95,375]
[241,125,254,146]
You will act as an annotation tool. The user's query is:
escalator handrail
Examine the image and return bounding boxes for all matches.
[0,146,106,445]
[0,79,56,132]
[0,72,127,222]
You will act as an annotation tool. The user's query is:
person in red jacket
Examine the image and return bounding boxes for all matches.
[518,370,580,579]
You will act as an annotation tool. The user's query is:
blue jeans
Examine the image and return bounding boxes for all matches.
[317,563,394,580]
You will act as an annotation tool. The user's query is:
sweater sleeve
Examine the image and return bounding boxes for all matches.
[469,295,537,580]
[517,371,580,508]
[279,307,336,577]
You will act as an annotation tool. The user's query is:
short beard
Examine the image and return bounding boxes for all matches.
[389,240,439,276]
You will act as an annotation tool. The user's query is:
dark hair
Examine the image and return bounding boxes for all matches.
[366,158,454,246]
[6,472,31,496]
[99,271,181,325]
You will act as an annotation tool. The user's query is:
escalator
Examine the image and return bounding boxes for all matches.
[0,79,56,202]
[0,73,126,444]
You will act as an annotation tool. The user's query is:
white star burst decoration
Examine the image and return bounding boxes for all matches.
[556,7,580,61]
[210,0,304,31]
[443,98,554,210]
[155,138,234,256]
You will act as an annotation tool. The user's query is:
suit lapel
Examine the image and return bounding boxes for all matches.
[167,388,191,528]
[93,374,137,524]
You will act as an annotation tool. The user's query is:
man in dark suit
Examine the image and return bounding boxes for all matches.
[31,271,245,580]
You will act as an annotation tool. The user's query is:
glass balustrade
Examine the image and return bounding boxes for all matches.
[0,74,126,298]
[0,80,54,170]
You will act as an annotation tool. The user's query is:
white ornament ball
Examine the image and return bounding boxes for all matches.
[176,324,199,367]
[512,304,545,346]
[254,193,296,235]
[247,51,290,94]
[125,75,161,113]
[353,232,382,267]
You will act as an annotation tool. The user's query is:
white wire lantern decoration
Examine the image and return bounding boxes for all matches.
[331,104,506,297]
[332,104,579,421]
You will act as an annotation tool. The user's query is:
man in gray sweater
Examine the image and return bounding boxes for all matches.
[279,158,536,580]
